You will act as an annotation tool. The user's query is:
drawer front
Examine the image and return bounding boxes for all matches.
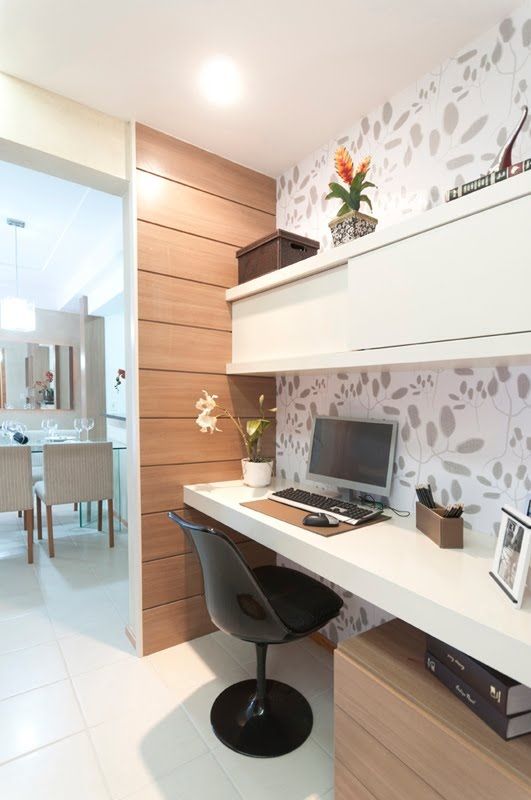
[336,706,442,800]
[347,193,531,351]
[335,759,377,800]
[335,652,529,800]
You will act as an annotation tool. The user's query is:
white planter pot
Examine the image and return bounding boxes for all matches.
[241,458,274,488]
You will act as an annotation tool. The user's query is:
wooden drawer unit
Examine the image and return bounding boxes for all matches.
[335,759,377,800]
[334,620,531,800]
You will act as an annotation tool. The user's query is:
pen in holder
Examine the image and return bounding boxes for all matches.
[415,502,464,549]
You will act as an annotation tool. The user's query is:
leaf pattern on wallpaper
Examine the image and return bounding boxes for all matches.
[277,2,531,250]
[275,2,531,644]
[276,364,531,643]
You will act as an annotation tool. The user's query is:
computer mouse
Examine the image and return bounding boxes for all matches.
[303,512,339,527]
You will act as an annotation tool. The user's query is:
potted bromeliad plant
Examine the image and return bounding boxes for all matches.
[326,147,377,246]
[195,390,276,487]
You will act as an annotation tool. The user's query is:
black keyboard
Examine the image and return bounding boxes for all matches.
[269,487,383,525]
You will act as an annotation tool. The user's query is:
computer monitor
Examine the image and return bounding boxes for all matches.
[307,415,398,498]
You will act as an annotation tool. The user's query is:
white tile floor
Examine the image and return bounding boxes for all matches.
[0,508,335,799]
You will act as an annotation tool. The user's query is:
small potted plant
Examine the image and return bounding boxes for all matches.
[195,390,276,487]
[326,147,377,246]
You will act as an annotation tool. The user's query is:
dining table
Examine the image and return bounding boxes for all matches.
[0,435,127,529]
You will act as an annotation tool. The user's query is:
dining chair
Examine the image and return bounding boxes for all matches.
[169,511,343,757]
[34,442,114,557]
[0,446,34,563]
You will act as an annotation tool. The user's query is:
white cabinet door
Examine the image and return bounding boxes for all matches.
[347,193,531,351]
[232,265,349,364]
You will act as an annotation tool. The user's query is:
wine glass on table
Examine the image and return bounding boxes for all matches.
[74,418,83,442]
[82,417,95,442]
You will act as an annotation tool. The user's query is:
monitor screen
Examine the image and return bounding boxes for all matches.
[307,416,398,496]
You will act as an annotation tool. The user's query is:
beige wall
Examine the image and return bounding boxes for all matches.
[0,73,129,193]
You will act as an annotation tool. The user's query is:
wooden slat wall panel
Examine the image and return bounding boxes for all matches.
[141,508,249,563]
[143,595,216,656]
[138,221,238,288]
[143,540,276,610]
[140,461,243,515]
[137,170,274,247]
[140,418,275,466]
[136,124,276,214]
[138,271,232,331]
[139,320,231,373]
[139,371,276,418]
[136,123,276,653]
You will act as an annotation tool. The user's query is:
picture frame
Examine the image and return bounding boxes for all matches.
[490,506,531,608]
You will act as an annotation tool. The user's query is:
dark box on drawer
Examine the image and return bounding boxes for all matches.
[237,228,319,284]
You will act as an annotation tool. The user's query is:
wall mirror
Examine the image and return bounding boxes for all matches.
[0,341,74,410]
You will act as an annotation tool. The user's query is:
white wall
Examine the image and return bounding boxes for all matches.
[104,310,126,419]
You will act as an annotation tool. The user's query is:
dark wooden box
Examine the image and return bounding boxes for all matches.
[416,503,464,549]
[237,228,319,284]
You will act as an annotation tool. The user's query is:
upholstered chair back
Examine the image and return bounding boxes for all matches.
[41,442,113,505]
[0,446,33,513]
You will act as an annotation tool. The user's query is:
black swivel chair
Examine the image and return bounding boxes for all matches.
[168,511,343,758]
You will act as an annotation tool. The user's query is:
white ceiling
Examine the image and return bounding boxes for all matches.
[0,160,123,314]
[0,0,522,176]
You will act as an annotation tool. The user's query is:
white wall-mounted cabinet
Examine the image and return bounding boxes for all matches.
[227,170,531,376]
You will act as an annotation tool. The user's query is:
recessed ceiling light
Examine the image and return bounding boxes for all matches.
[198,56,242,106]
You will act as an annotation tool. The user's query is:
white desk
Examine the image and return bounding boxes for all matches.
[184,479,531,686]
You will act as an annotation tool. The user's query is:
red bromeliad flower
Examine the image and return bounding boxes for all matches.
[334,146,354,184]
[45,371,54,383]
[356,155,371,175]
[326,147,376,217]
[117,369,126,379]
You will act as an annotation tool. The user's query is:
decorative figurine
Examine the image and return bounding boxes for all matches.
[488,105,528,173]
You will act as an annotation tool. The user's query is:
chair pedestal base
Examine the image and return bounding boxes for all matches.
[210,678,313,758]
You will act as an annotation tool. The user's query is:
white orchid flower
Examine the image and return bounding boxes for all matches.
[195,390,218,413]
[195,411,222,434]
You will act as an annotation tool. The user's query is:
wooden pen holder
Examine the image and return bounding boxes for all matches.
[415,503,463,549]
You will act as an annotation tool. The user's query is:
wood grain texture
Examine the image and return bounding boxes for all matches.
[335,760,378,800]
[335,623,531,800]
[136,124,276,654]
[142,594,216,655]
[337,620,531,786]
[335,707,442,800]
[140,461,243,515]
[136,124,276,214]
[139,320,231,373]
[138,220,238,287]
[142,540,275,609]
[140,418,275,466]
[141,507,249,562]
[137,169,275,247]
[139,371,276,418]
[138,270,232,331]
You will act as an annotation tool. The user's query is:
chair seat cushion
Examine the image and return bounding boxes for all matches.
[253,565,343,635]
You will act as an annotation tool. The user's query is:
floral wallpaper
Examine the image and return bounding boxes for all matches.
[276,366,531,643]
[275,3,531,643]
[277,3,531,250]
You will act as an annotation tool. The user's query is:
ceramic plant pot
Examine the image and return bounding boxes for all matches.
[329,209,378,246]
[241,458,274,488]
